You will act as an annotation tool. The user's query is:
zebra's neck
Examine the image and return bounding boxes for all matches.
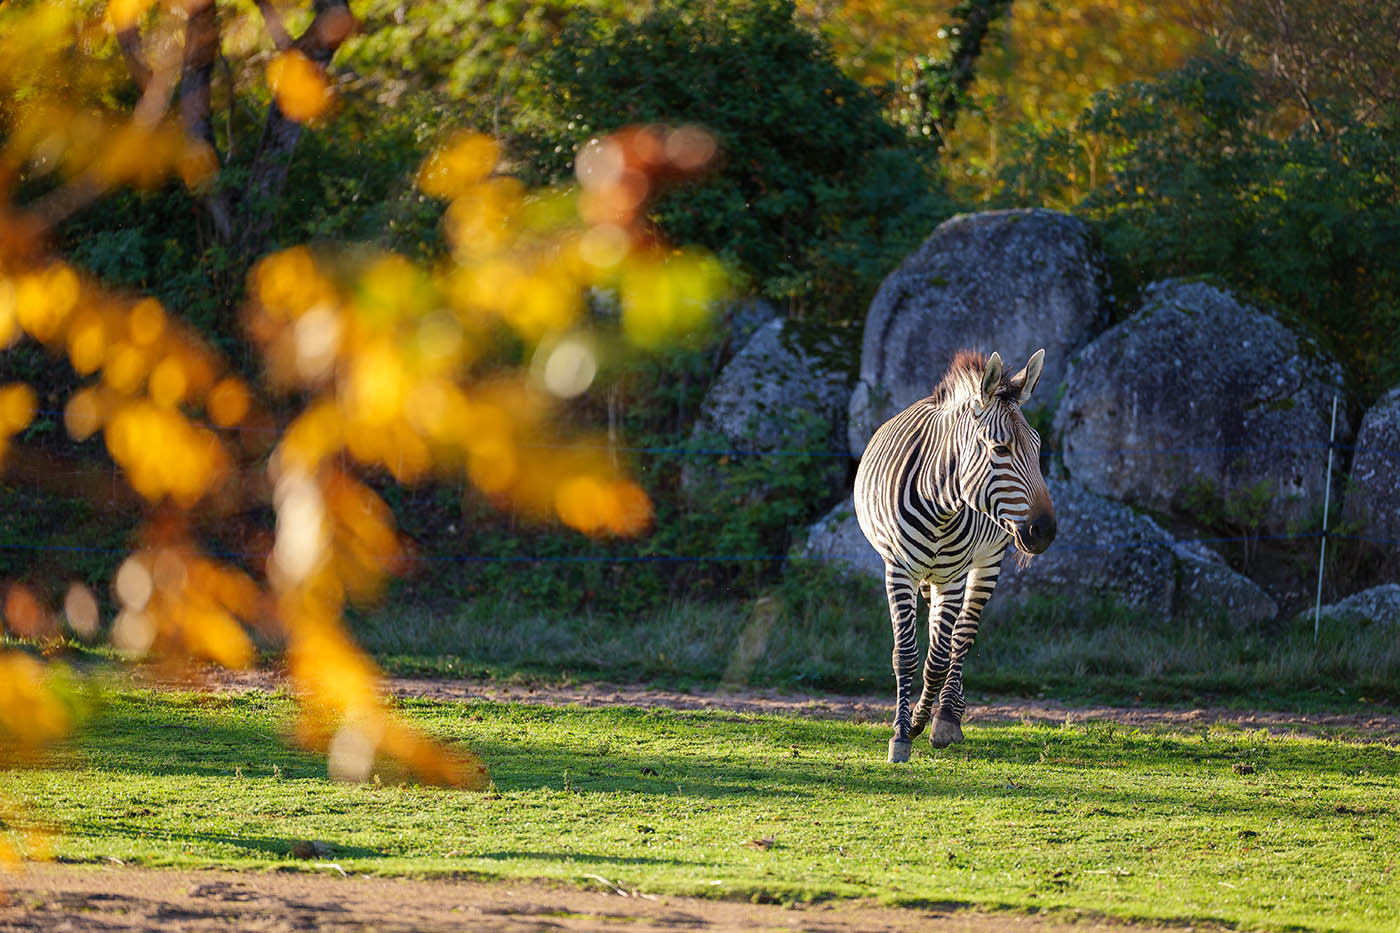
[914,400,976,519]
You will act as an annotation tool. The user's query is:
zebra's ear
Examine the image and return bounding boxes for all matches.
[1010,348,1046,405]
[977,352,1003,410]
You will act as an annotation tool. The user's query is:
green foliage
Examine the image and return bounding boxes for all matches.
[394,339,847,619]
[514,0,951,320]
[996,53,1400,400]
[339,1,630,119]
[1180,477,1276,571]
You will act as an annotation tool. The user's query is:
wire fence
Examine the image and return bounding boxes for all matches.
[5,430,1400,567]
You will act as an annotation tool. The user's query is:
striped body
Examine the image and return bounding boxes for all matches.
[853,350,1055,760]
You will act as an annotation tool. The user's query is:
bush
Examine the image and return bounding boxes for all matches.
[995,54,1400,401]
[513,0,951,322]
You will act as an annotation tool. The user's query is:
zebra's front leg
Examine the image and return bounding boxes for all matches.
[883,565,920,763]
[910,581,961,740]
[932,566,999,749]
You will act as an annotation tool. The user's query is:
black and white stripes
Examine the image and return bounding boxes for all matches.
[853,349,1056,762]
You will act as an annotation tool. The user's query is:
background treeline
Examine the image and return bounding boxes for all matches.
[6,0,1399,632]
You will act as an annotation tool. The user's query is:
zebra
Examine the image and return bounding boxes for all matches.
[853,349,1056,763]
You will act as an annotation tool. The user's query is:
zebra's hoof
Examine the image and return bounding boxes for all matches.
[888,738,913,763]
[930,718,964,749]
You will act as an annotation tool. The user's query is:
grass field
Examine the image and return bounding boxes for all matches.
[4,687,1398,932]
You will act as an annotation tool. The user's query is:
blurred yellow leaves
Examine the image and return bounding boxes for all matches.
[555,476,652,537]
[106,401,229,506]
[0,652,72,752]
[417,132,500,200]
[111,545,259,668]
[2,6,724,801]
[0,383,37,463]
[267,49,332,123]
[11,264,80,342]
[620,252,726,350]
[106,0,158,31]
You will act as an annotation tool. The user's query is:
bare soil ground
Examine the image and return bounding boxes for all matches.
[7,670,1394,932]
[0,864,1180,933]
[199,667,1400,744]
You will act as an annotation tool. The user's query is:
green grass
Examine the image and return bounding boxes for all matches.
[353,585,1400,710]
[4,688,1398,931]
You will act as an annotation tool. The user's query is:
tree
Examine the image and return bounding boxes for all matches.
[1,2,725,830]
[1189,0,1400,132]
[107,0,355,299]
[515,0,946,319]
[904,0,1013,150]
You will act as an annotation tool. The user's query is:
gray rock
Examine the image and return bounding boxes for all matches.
[1342,385,1400,545]
[848,209,1109,454]
[1055,279,1352,535]
[993,480,1176,616]
[1169,539,1282,625]
[1310,584,1400,624]
[800,480,1278,624]
[683,319,852,502]
[996,480,1276,623]
[796,496,883,579]
[721,298,779,346]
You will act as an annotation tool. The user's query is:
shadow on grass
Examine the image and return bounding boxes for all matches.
[71,692,1400,828]
[473,851,708,868]
[63,818,388,862]
[72,694,322,781]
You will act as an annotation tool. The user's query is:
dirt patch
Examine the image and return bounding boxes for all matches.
[0,865,1170,932]
[185,667,1400,744]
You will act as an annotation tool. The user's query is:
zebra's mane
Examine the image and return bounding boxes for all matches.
[930,350,1018,408]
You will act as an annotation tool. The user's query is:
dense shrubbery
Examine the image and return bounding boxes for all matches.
[996,54,1400,401]
[388,342,847,617]
[514,0,950,320]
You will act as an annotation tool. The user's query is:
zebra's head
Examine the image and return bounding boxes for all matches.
[960,349,1056,555]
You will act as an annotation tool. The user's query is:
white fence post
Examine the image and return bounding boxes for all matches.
[1313,394,1339,643]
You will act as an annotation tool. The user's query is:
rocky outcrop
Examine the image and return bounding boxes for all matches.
[683,318,853,503]
[797,496,883,580]
[1055,280,1351,535]
[995,480,1278,623]
[797,480,1278,624]
[847,209,1109,454]
[720,298,779,347]
[1342,385,1400,546]
[1311,584,1400,625]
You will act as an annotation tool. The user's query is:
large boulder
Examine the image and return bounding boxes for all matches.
[797,496,883,580]
[797,480,1278,624]
[1310,584,1400,625]
[1055,280,1352,535]
[847,209,1109,454]
[682,318,853,502]
[995,481,1278,623]
[1342,384,1400,545]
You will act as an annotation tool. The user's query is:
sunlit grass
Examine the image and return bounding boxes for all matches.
[3,689,1397,931]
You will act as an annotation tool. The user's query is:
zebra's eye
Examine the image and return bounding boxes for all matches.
[992,443,1012,457]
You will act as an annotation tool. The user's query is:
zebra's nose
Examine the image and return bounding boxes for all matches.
[1019,513,1056,554]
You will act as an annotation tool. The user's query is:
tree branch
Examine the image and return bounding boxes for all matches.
[256,0,294,51]
[239,0,355,256]
[914,0,1014,151]
[116,27,153,91]
[178,0,233,242]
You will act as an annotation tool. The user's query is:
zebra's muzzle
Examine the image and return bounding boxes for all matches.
[1015,512,1056,555]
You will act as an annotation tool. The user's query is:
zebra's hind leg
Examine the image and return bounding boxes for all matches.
[931,566,999,749]
[910,581,955,739]
[883,565,920,763]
